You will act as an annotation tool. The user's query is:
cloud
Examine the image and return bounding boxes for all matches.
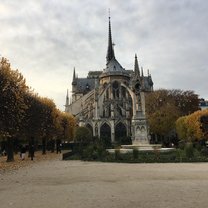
[0,0,208,110]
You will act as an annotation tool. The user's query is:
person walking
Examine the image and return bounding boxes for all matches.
[56,139,62,154]
[29,137,35,160]
[20,145,26,160]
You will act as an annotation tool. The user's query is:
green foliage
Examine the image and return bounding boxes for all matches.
[133,148,139,159]
[82,145,95,160]
[100,136,112,148]
[81,144,108,161]
[115,149,121,160]
[75,127,92,144]
[195,143,203,152]
[184,143,194,158]
[178,140,185,150]
[201,147,208,157]
[67,145,208,163]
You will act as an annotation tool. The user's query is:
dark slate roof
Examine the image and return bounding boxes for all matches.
[76,78,95,93]
[74,69,153,94]
[104,57,124,72]
[87,71,102,78]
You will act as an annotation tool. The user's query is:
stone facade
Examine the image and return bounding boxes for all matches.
[65,16,153,144]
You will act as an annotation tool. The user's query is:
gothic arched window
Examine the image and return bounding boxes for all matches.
[100,123,111,139]
[115,122,127,142]
[112,81,119,98]
[121,86,126,98]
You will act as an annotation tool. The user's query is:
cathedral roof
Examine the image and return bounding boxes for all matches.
[76,78,95,93]
[104,57,124,72]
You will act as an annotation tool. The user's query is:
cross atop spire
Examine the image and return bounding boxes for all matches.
[106,9,115,63]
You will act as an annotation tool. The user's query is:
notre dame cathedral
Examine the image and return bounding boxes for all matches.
[65,15,153,144]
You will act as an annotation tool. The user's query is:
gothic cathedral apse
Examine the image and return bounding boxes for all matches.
[65,15,153,144]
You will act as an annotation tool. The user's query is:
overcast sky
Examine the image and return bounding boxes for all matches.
[1,0,208,110]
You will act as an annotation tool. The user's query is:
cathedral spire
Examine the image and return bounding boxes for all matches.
[72,67,77,85]
[65,89,69,106]
[73,67,76,81]
[141,66,144,77]
[134,54,140,77]
[106,10,115,63]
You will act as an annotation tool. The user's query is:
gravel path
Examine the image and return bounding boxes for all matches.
[1,159,208,208]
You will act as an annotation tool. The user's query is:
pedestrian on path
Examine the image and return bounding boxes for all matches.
[20,145,26,160]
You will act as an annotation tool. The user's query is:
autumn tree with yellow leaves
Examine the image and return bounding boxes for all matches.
[146,89,199,145]
[176,109,208,142]
[58,111,76,143]
[0,57,75,162]
[0,58,28,161]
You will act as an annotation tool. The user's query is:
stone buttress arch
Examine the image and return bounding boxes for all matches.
[120,83,137,117]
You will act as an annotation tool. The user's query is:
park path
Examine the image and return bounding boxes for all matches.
[1,159,208,208]
[0,151,60,173]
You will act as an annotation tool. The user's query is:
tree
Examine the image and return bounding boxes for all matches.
[23,94,60,154]
[146,89,180,144]
[74,127,92,144]
[57,111,76,143]
[145,89,199,145]
[170,89,199,116]
[185,110,203,141]
[0,58,28,161]
[22,92,44,139]
[0,57,77,162]
[175,116,188,141]
[200,114,208,139]
[176,109,208,142]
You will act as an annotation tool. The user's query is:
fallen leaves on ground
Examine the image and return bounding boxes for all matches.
[0,151,60,174]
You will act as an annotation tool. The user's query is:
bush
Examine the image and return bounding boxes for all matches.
[81,144,108,161]
[195,143,203,151]
[120,136,132,145]
[201,147,208,157]
[100,136,112,148]
[178,140,185,150]
[74,127,92,144]
[96,144,108,159]
[82,145,95,160]
[92,136,99,144]
[115,149,121,160]
[133,149,139,159]
[184,143,194,158]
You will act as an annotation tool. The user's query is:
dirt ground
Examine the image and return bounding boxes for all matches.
[0,151,60,173]
[1,159,208,208]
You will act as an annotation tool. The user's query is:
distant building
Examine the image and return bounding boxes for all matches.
[65,15,153,144]
[199,98,208,110]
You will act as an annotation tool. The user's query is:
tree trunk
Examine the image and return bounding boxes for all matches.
[29,137,35,159]
[6,137,14,162]
[42,137,46,155]
[51,139,55,153]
